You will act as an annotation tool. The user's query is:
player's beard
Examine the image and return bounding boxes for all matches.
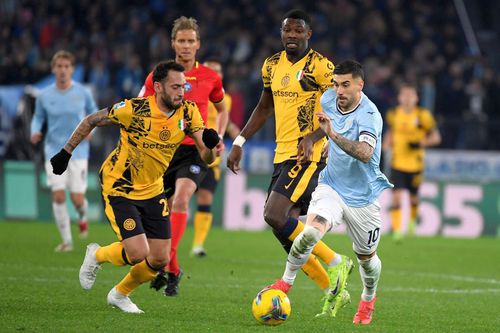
[161,95,182,110]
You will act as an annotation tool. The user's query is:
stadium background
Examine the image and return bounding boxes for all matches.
[0,0,499,237]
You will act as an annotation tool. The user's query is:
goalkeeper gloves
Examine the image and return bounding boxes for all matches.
[202,128,220,149]
[50,148,72,175]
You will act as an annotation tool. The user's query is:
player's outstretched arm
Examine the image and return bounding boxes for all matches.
[317,112,374,163]
[64,108,114,153]
[227,90,274,174]
[50,108,113,175]
[297,128,327,164]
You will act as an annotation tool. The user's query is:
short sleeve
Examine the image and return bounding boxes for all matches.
[316,58,335,93]
[261,58,272,91]
[108,99,133,128]
[420,109,437,133]
[209,74,225,103]
[185,103,205,135]
[358,109,382,148]
[84,88,98,115]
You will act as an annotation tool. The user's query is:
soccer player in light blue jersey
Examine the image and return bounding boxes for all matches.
[30,50,98,252]
[267,60,392,324]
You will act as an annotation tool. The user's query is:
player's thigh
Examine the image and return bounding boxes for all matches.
[45,160,67,191]
[409,172,423,195]
[306,183,344,230]
[140,193,171,241]
[270,160,322,205]
[199,167,220,195]
[102,194,145,241]
[344,202,382,255]
[67,159,88,193]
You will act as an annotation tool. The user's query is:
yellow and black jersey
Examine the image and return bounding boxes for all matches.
[101,95,205,200]
[386,106,437,173]
[206,94,232,168]
[262,49,334,163]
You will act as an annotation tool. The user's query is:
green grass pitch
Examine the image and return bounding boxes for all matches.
[0,221,499,332]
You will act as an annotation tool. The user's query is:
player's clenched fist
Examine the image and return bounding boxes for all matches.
[50,148,72,175]
[317,112,332,136]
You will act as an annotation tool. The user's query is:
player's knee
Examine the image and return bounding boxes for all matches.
[127,249,149,265]
[263,205,285,228]
[148,256,169,269]
[172,196,190,212]
[301,225,323,245]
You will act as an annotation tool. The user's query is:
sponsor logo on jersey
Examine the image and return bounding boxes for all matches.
[123,218,136,231]
[184,82,192,92]
[142,142,177,149]
[159,129,171,141]
[272,90,299,98]
[281,74,290,87]
[190,165,201,174]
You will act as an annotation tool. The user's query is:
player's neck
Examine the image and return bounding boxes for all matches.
[56,80,72,91]
[285,47,310,64]
[155,95,176,117]
[177,57,196,72]
[401,105,414,113]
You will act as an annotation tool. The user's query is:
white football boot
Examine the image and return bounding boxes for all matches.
[107,287,144,314]
[79,243,101,290]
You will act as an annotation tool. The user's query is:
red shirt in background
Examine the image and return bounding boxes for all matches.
[140,61,224,146]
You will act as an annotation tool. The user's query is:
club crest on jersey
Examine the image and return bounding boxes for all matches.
[113,101,126,110]
[184,82,192,92]
[160,129,171,141]
[189,165,201,174]
[123,218,136,231]
[281,74,290,87]
[296,70,304,81]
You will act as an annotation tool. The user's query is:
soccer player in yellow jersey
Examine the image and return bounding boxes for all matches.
[191,59,241,257]
[383,84,441,240]
[227,9,353,295]
[49,60,220,313]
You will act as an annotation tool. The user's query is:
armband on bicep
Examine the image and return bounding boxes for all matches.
[359,131,377,148]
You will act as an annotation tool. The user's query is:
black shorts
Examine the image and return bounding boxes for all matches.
[103,192,171,240]
[199,166,221,193]
[267,160,326,215]
[390,168,422,195]
[163,145,208,199]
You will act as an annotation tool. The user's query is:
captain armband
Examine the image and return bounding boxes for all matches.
[359,131,377,148]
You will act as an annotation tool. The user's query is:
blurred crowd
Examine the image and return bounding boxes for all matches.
[1,0,499,154]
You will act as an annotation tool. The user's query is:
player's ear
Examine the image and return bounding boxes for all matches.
[153,81,162,94]
[306,29,312,40]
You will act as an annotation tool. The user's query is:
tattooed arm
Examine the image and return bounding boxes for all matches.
[64,108,114,153]
[317,112,374,163]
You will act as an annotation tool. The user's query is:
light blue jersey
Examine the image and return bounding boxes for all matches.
[31,82,97,160]
[319,89,393,207]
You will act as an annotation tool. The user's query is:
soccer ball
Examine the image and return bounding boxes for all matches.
[251,288,291,326]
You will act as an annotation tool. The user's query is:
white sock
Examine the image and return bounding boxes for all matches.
[327,253,342,267]
[75,199,88,221]
[282,225,323,285]
[52,202,72,245]
[358,254,382,302]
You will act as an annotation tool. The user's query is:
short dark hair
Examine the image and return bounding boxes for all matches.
[283,9,311,28]
[333,60,364,80]
[152,60,185,83]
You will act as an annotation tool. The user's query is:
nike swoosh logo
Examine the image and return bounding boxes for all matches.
[284,179,294,190]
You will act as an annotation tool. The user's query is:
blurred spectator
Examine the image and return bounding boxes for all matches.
[0,0,498,152]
